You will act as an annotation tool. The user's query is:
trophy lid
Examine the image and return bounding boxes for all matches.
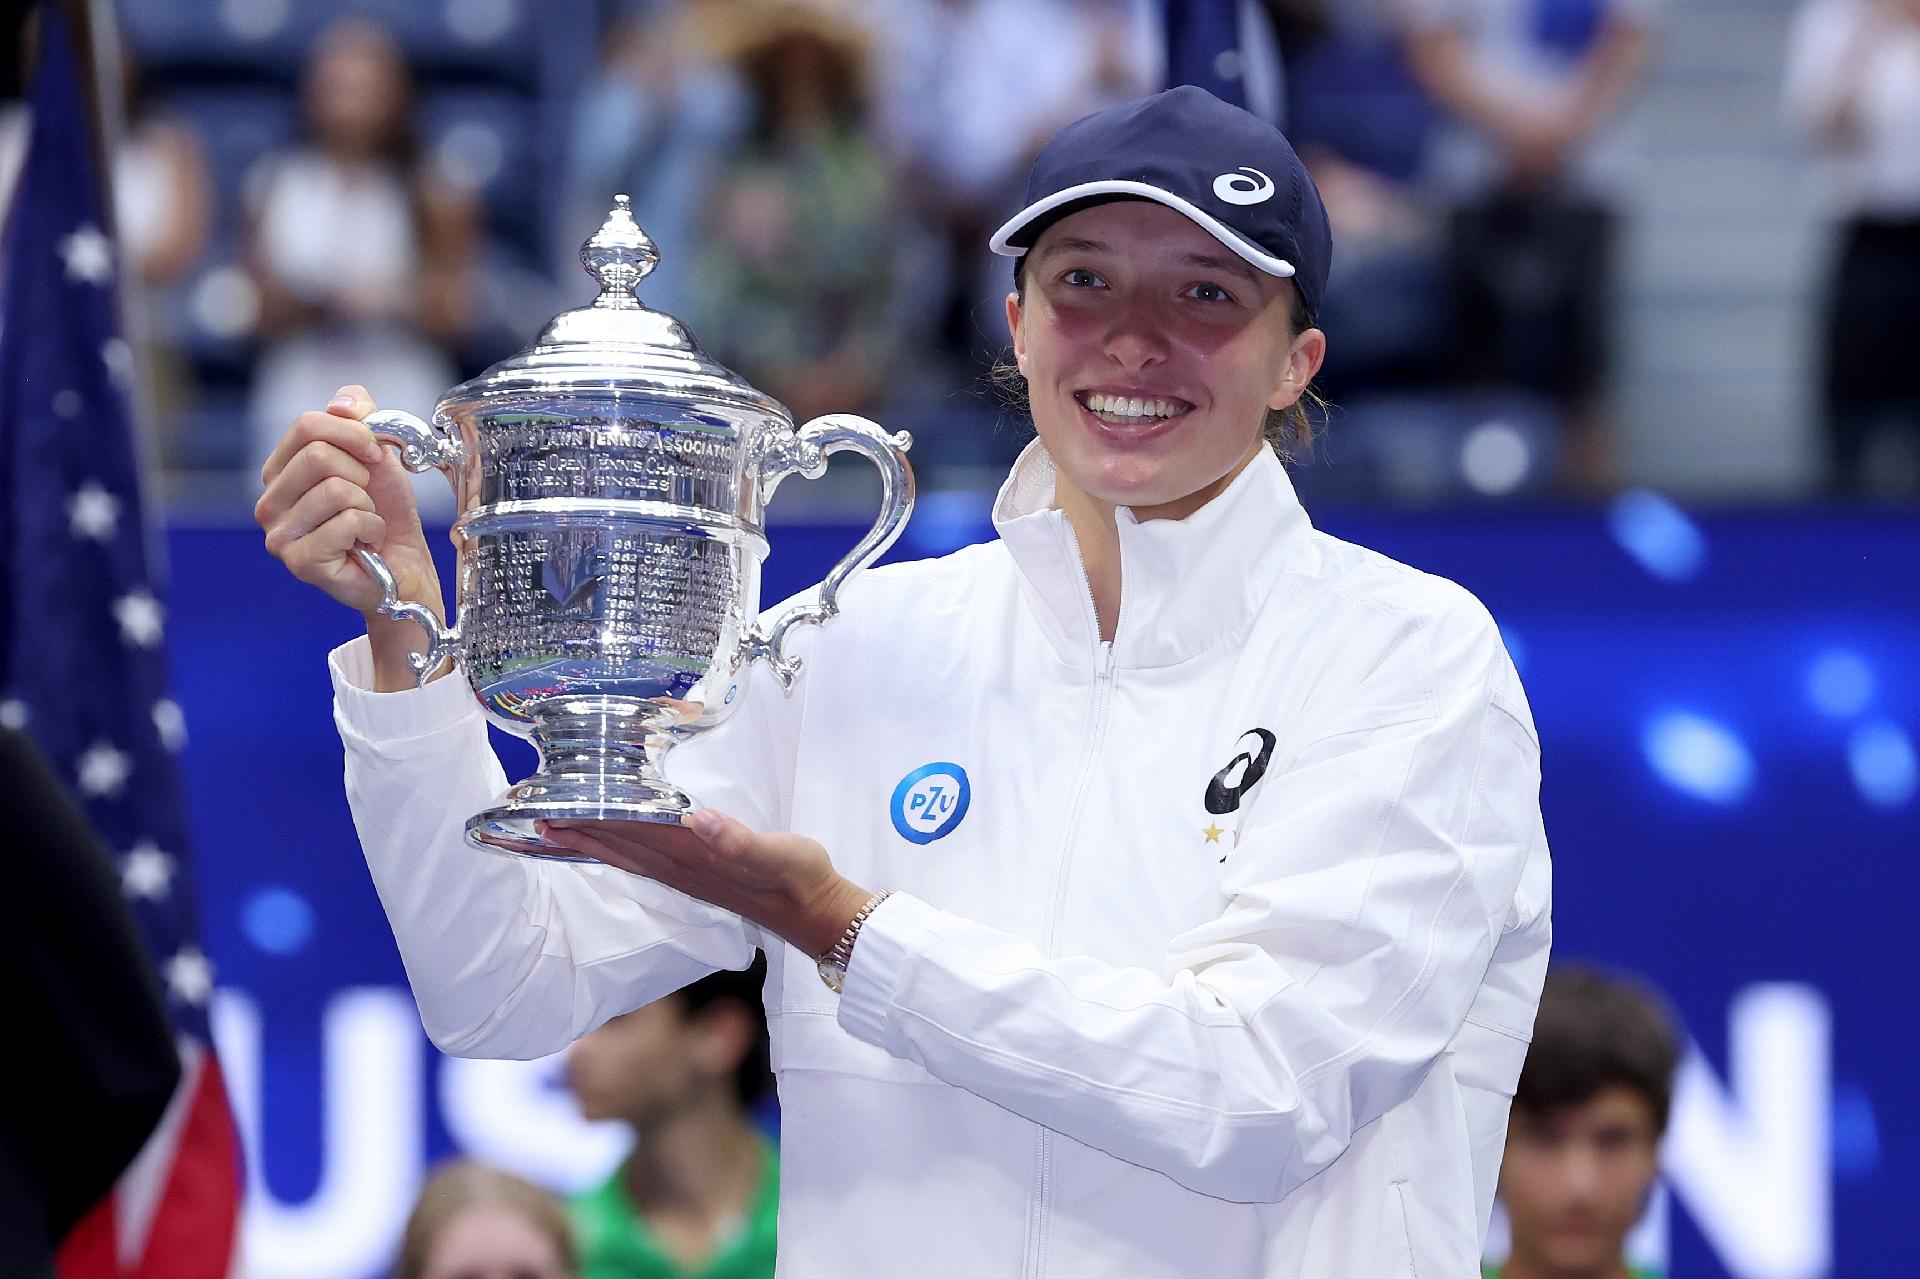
[439,196,786,421]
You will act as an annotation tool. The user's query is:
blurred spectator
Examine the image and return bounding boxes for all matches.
[241,18,479,493]
[396,1159,577,1279]
[1286,1,1450,398]
[867,0,1157,375]
[1488,963,1680,1279]
[114,60,212,290]
[564,962,777,1279]
[1399,0,1657,493]
[689,2,895,424]
[114,56,214,468]
[560,1,751,319]
[1783,0,1920,498]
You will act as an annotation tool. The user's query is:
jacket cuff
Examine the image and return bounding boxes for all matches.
[329,636,479,743]
[835,891,936,1047]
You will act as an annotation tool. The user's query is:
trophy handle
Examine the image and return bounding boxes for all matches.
[350,408,465,687]
[746,413,914,689]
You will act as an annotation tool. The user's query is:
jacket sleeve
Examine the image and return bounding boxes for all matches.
[835,630,1546,1204]
[332,638,785,1059]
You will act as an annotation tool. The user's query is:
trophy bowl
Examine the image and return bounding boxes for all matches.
[351,197,913,858]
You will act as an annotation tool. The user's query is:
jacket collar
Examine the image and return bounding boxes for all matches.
[991,440,1312,668]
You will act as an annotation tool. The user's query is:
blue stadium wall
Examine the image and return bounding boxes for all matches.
[169,500,1914,1279]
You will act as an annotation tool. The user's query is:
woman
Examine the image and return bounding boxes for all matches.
[691,4,895,424]
[257,87,1550,1277]
[1784,0,1920,495]
[243,17,477,496]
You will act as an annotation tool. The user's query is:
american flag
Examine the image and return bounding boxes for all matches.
[0,7,242,1275]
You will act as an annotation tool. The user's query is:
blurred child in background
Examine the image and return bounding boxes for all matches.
[1488,963,1680,1279]
[565,962,777,1279]
[396,1159,576,1279]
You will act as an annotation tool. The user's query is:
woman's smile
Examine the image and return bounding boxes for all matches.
[1073,388,1196,442]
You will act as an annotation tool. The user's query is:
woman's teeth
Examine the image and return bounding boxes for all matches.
[1081,392,1188,422]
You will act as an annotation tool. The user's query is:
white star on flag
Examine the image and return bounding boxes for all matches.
[153,698,187,751]
[165,946,215,1007]
[122,841,177,901]
[114,588,165,648]
[68,481,122,541]
[76,739,133,797]
[59,223,113,284]
[0,699,26,730]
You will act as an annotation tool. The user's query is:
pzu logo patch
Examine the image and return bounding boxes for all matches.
[891,762,971,844]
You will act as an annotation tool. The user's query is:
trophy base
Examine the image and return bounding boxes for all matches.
[464,695,696,859]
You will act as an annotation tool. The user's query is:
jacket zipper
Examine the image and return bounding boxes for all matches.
[1023,539,1120,1279]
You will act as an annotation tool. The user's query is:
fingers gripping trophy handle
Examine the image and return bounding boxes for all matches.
[747,414,914,689]
[350,409,464,687]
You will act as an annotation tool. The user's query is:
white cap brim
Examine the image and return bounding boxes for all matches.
[988,180,1296,278]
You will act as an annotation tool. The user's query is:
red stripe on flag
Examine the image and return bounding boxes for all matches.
[56,1056,242,1278]
[56,1197,119,1275]
[135,1056,241,1278]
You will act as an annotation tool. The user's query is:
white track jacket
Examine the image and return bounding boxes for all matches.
[331,443,1552,1278]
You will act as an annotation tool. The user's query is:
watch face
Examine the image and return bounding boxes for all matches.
[817,958,846,994]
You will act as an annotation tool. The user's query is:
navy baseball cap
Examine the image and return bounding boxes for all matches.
[990,85,1333,320]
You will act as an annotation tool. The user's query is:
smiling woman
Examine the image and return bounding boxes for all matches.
[996,217,1324,464]
[261,84,1551,1279]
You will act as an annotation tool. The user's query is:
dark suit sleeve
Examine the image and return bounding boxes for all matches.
[0,726,182,1272]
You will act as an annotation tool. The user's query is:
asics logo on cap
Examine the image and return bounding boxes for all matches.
[1212,167,1275,206]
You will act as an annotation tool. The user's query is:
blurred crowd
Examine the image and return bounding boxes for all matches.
[5,0,1919,502]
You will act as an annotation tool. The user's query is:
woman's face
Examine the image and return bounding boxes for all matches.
[1006,201,1323,521]
[305,24,408,157]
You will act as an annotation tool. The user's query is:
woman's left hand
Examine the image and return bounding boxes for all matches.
[539,810,873,957]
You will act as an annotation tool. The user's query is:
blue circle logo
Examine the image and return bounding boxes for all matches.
[891,762,970,844]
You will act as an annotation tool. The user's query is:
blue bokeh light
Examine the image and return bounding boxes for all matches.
[1642,710,1755,804]
[242,885,317,956]
[1608,490,1707,582]
[1807,649,1875,719]
[1832,1081,1882,1181]
[1848,721,1917,809]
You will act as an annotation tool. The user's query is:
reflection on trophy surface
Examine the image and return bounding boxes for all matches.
[352,196,914,858]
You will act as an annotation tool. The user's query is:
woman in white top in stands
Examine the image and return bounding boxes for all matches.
[1785,0,1920,495]
[243,17,477,508]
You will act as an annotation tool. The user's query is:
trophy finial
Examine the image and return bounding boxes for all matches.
[582,195,659,309]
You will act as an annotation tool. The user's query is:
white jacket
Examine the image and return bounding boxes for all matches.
[332,443,1551,1278]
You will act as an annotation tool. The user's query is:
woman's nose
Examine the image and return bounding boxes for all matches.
[1102,298,1170,369]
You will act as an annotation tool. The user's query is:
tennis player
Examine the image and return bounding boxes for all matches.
[257,85,1551,1277]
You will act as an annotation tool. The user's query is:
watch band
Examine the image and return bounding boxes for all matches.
[816,889,893,994]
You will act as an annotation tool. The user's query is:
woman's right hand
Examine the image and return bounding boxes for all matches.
[256,384,449,688]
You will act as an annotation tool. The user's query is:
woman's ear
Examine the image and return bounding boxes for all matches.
[1267,326,1327,411]
[1005,291,1029,376]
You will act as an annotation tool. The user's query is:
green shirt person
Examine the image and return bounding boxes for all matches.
[574,1141,777,1279]
[566,963,777,1279]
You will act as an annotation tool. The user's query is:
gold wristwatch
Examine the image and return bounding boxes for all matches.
[816,890,893,994]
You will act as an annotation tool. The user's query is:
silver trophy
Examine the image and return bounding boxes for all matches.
[352,197,913,857]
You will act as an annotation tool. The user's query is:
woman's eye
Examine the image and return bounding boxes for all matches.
[1187,281,1233,303]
